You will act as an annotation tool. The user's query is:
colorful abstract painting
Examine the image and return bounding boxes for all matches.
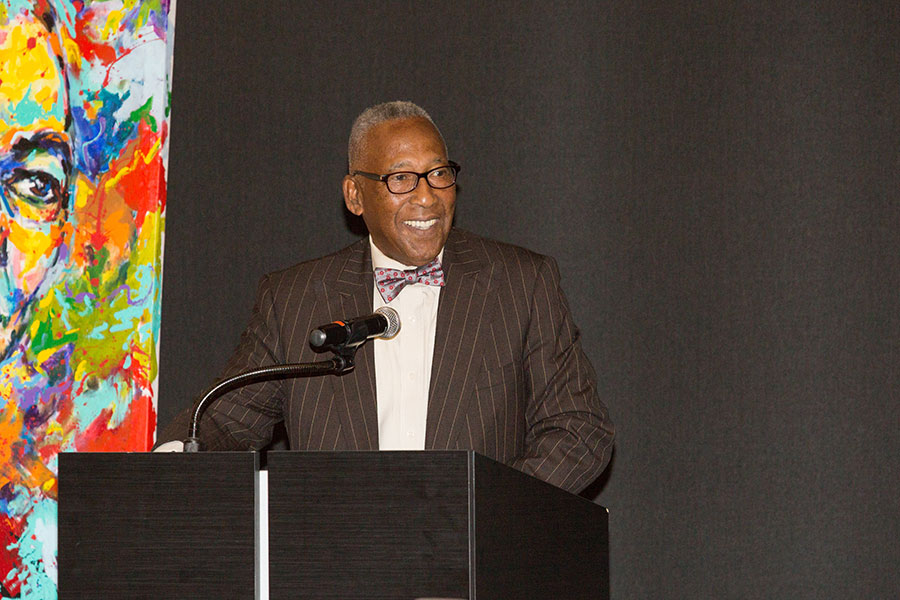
[0,1,172,597]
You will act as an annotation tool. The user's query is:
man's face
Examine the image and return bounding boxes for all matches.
[343,117,456,267]
[0,12,71,356]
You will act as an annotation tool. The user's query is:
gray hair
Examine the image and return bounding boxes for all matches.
[347,101,446,170]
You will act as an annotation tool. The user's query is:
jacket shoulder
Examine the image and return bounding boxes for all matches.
[258,238,368,291]
[450,228,554,273]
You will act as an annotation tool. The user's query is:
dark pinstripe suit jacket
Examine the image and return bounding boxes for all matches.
[187,228,614,493]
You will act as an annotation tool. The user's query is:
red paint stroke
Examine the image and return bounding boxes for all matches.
[123,341,153,391]
[123,160,164,227]
[73,341,157,451]
[72,10,117,71]
[54,389,74,428]
[102,120,166,231]
[75,393,156,451]
[0,515,25,596]
[37,442,61,464]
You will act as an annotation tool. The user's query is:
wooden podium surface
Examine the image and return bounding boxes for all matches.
[58,451,258,599]
[59,450,607,600]
[268,451,608,600]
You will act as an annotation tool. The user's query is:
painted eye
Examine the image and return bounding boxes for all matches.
[6,170,61,206]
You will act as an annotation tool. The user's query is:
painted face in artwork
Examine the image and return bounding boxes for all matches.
[343,117,456,267]
[0,10,71,359]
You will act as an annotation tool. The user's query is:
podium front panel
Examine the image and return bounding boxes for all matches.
[268,451,470,600]
[472,454,609,600]
[58,451,258,600]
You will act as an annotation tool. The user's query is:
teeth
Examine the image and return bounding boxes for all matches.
[404,219,437,230]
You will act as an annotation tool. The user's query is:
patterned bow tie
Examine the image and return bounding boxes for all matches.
[374,258,445,303]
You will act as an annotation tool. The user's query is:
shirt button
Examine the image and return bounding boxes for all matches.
[409,315,417,323]
[406,431,415,438]
[408,372,415,380]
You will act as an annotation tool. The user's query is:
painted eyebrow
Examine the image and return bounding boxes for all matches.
[8,131,73,166]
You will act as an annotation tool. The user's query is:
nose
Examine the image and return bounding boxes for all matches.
[409,175,438,206]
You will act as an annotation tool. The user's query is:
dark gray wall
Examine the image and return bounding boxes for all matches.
[160,2,899,597]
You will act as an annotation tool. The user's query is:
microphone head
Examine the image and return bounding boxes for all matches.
[375,306,401,339]
[309,328,327,348]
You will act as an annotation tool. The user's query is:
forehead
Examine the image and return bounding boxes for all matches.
[0,12,67,147]
[362,117,447,169]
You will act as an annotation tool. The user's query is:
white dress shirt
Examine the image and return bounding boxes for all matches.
[370,238,442,450]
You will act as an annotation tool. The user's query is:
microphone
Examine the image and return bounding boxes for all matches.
[309,306,401,349]
[183,309,399,451]
[184,359,352,452]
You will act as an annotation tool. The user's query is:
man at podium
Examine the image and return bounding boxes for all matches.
[159,101,614,494]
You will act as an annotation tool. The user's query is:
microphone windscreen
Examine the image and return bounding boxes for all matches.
[375,306,401,339]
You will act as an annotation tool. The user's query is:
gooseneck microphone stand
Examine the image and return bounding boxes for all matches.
[183,346,357,452]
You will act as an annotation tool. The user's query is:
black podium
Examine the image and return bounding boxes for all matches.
[59,451,608,600]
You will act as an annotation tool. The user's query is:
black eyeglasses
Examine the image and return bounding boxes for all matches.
[352,161,460,194]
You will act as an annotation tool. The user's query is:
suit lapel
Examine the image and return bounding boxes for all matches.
[425,230,493,449]
[320,239,379,450]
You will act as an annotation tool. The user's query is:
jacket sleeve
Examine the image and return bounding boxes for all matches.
[509,255,615,493]
[189,274,288,451]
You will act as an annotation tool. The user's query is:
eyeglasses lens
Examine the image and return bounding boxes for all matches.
[427,166,457,189]
[385,166,457,194]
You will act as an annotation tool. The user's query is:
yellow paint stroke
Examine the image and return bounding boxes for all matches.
[46,421,64,438]
[63,36,82,71]
[28,298,77,349]
[73,177,95,211]
[102,8,127,38]
[104,138,161,191]
[0,21,60,110]
[82,98,101,120]
[34,345,67,369]
[7,219,62,282]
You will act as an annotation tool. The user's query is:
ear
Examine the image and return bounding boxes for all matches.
[342,175,364,216]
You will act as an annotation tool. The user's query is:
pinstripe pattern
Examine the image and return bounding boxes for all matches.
[174,228,614,493]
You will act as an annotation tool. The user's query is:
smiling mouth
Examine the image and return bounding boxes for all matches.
[403,218,438,230]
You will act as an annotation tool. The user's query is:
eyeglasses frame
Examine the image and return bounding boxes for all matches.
[352,161,461,194]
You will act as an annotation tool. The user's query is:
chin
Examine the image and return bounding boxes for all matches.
[408,245,443,266]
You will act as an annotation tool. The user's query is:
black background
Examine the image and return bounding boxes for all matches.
[159,2,899,597]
